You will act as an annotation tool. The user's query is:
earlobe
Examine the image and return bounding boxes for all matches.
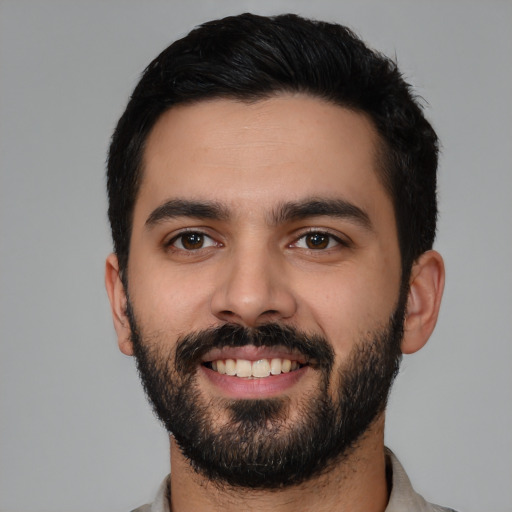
[401,250,445,355]
[105,253,134,356]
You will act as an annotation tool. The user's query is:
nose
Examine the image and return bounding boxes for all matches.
[210,244,297,327]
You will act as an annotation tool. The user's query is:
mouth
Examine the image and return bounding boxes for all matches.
[203,357,307,378]
[199,346,311,398]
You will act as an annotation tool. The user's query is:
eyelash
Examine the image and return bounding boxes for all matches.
[291,230,349,251]
[166,230,219,251]
[165,229,349,253]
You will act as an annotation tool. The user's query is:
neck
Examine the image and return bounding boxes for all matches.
[168,415,389,512]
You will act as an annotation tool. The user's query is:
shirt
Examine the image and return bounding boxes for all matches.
[131,449,457,512]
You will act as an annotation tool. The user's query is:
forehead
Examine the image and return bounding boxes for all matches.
[137,94,392,225]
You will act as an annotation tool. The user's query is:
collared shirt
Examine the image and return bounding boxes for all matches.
[131,449,456,512]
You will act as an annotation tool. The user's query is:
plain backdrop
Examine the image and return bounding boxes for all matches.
[1,1,511,511]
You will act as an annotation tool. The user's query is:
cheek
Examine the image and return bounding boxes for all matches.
[127,261,215,334]
[296,262,400,355]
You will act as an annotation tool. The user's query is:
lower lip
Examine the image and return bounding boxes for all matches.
[200,365,309,399]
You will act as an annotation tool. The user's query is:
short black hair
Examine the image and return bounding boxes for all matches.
[107,13,439,281]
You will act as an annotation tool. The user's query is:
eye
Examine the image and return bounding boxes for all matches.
[169,231,217,251]
[293,231,343,250]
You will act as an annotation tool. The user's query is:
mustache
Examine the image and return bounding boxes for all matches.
[174,323,335,374]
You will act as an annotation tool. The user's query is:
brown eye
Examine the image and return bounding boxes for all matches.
[170,232,216,251]
[305,232,330,249]
[292,231,343,251]
[181,233,204,250]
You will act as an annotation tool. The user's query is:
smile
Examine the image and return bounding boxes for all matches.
[203,358,305,378]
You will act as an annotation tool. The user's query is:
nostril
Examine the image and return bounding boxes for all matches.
[214,309,282,328]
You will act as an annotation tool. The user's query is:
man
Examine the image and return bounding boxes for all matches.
[105,13,452,512]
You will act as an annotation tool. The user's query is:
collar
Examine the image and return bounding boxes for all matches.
[139,448,449,512]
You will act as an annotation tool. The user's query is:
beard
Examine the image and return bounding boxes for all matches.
[127,300,405,490]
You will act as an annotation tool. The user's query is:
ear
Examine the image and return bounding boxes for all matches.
[105,253,134,356]
[401,250,445,355]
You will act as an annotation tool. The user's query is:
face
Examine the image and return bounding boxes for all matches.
[119,94,405,487]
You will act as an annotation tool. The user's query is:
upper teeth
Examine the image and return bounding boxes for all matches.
[210,358,300,378]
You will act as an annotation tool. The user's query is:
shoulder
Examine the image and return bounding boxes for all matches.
[129,475,171,512]
[385,448,458,512]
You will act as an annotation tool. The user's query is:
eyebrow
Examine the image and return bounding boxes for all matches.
[144,197,372,231]
[270,198,372,230]
[145,199,230,228]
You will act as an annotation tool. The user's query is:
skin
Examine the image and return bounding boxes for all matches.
[105,94,445,512]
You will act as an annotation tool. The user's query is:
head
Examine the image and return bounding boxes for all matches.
[107,13,439,285]
[105,13,444,489]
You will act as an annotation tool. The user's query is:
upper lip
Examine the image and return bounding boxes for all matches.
[201,345,308,364]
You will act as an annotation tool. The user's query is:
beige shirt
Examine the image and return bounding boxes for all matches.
[132,449,456,512]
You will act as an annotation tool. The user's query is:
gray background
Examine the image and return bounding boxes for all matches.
[1,1,511,511]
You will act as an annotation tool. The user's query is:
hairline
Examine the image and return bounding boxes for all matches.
[121,91,405,283]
